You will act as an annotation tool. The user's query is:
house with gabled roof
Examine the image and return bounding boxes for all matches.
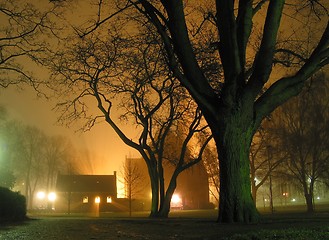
[55,172,118,213]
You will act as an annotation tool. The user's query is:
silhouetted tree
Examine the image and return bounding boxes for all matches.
[0,109,80,208]
[16,126,46,209]
[0,0,62,89]
[271,74,329,213]
[249,122,286,206]
[121,157,145,216]
[56,0,329,223]
[202,144,219,206]
[44,135,73,198]
[46,29,212,217]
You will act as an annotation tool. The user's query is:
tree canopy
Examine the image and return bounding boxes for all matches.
[41,0,329,223]
[1,0,328,223]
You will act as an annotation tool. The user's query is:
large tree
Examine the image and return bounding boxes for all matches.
[40,0,328,222]
[1,0,328,222]
[94,0,328,223]
[51,0,328,222]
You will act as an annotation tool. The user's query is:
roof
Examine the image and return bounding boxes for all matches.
[56,174,117,194]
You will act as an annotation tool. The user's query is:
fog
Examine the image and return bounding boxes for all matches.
[0,86,138,174]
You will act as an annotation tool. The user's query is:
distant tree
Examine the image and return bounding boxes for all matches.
[17,126,47,209]
[0,168,16,189]
[0,106,81,209]
[272,74,329,213]
[201,144,219,206]
[0,108,18,190]
[46,0,329,223]
[249,122,286,206]
[44,135,73,194]
[121,157,145,216]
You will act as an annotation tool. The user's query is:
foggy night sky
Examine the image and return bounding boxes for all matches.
[0,1,144,176]
[1,1,328,177]
[0,85,139,175]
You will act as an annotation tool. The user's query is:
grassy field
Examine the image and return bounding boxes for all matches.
[2,206,328,239]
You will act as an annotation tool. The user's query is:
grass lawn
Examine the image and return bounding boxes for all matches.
[1,207,328,239]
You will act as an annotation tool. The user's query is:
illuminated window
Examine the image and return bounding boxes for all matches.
[95,196,100,203]
[107,196,112,203]
[83,196,88,203]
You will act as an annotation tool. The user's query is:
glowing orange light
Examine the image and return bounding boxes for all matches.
[95,196,100,203]
[48,192,56,202]
[36,191,45,200]
[171,194,181,204]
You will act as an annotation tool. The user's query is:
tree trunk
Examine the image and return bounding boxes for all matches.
[148,164,161,218]
[305,193,314,213]
[211,111,259,223]
[251,181,257,206]
[158,192,173,218]
[158,171,179,218]
[129,184,132,217]
[302,179,314,213]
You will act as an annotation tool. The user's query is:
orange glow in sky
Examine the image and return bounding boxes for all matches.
[0,86,139,175]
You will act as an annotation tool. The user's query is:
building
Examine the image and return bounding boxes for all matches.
[55,172,118,213]
[172,163,210,209]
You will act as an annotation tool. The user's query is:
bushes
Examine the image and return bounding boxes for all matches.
[0,187,26,222]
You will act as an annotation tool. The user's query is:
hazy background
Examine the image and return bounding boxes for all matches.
[0,85,139,175]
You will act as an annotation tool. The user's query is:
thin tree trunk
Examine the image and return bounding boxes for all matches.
[159,171,179,218]
[129,185,132,217]
[149,168,160,217]
[305,193,314,213]
[251,182,257,205]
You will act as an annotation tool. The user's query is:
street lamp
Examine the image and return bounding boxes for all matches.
[48,192,56,211]
[48,192,56,202]
[37,191,46,200]
[171,194,183,210]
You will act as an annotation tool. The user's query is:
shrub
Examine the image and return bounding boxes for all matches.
[0,186,26,222]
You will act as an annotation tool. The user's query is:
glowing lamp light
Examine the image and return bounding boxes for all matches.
[37,191,46,200]
[95,196,100,204]
[171,194,181,204]
[48,192,56,202]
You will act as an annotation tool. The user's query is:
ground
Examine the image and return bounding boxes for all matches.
[0,209,328,239]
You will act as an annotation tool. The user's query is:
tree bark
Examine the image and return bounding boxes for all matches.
[148,168,160,218]
[210,109,259,223]
[158,171,179,218]
[303,179,315,213]
[305,193,314,213]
